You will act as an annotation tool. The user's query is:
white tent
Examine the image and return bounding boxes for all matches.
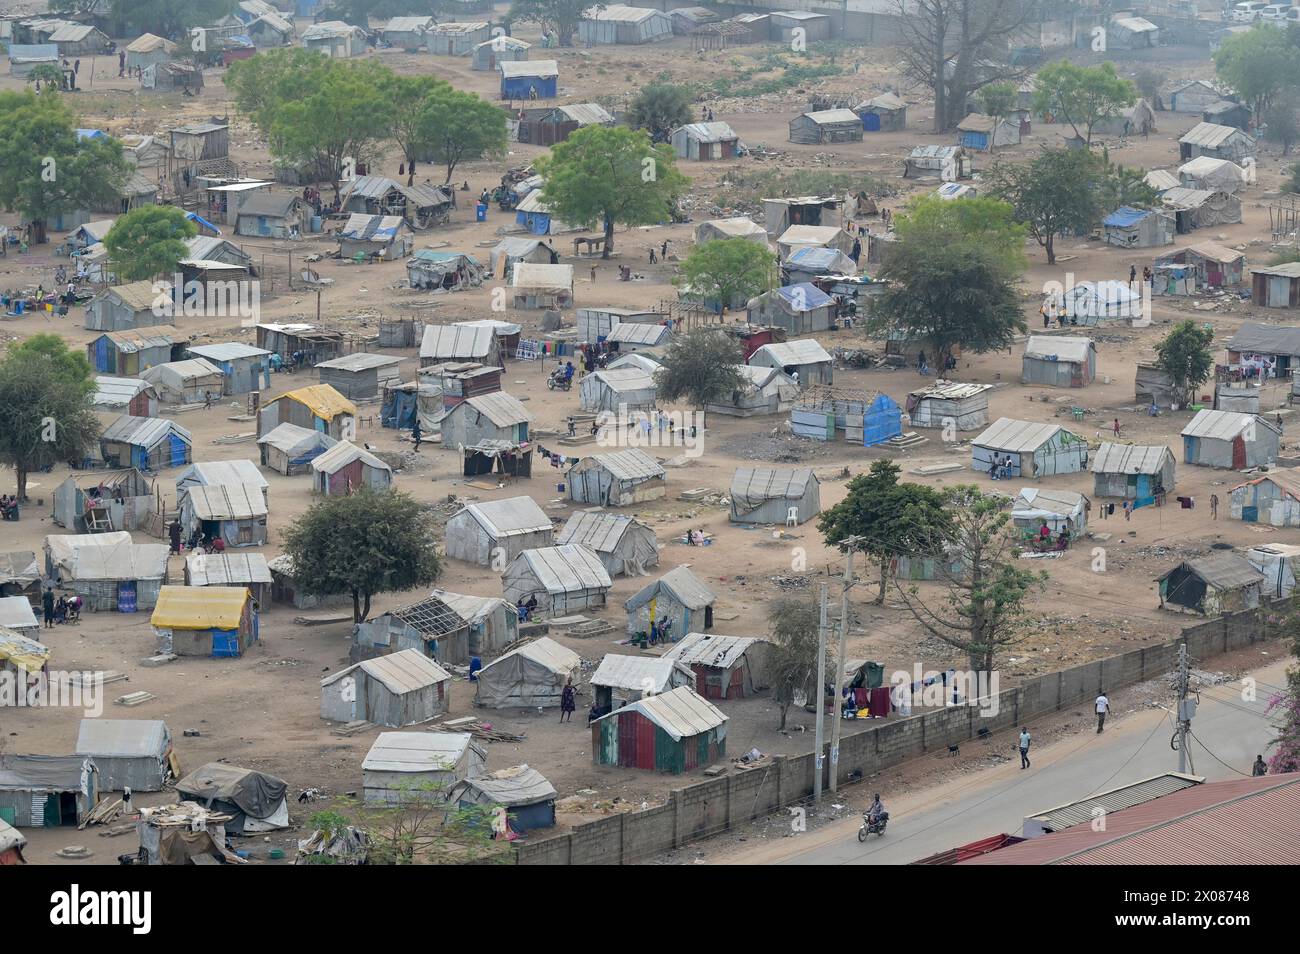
[474,636,582,708]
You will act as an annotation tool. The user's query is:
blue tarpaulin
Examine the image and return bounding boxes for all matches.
[185,211,221,236]
[1103,206,1149,228]
[775,283,833,311]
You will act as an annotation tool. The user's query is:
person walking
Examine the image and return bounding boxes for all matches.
[661,240,669,260]
[1122,500,1132,521]
[1129,264,1137,289]
[850,236,862,264]
[43,587,55,629]
[1253,754,1268,777]
[1019,727,1032,769]
[1095,691,1110,733]
[1113,418,1122,438]
[118,50,126,77]
[1210,493,1219,520]
[168,519,182,555]
[411,418,422,452]
[560,682,577,723]
[590,264,596,283]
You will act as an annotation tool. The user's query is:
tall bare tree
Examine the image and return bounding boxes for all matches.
[893,0,1032,132]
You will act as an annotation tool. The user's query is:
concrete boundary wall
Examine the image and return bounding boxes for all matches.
[514,608,1280,865]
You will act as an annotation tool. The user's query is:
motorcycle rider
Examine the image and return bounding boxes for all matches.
[867,794,888,828]
[563,360,574,384]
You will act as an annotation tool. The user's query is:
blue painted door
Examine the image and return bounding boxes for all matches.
[863,113,881,132]
[212,630,240,657]
[1134,474,1153,508]
[169,434,188,466]
[117,581,137,613]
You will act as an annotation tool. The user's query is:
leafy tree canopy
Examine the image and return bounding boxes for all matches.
[676,239,775,311]
[1032,61,1136,146]
[104,205,198,282]
[655,328,747,409]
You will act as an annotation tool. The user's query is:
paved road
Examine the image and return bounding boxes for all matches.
[749,661,1287,865]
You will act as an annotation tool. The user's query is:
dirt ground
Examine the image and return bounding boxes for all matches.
[3,15,1300,862]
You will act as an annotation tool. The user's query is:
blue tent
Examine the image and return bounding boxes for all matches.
[861,392,903,446]
[185,211,222,236]
[499,61,558,100]
[76,129,108,141]
[776,282,834,312]
[1102,206,1150,228]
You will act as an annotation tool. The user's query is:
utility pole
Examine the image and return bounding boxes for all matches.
[829,544,858,794]
[1175,643,1196,774]
[813,582,828,803]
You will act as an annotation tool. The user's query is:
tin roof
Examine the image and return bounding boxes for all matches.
[151,585,250,629]
[75,719,168,758]
[310,440,391,476]
[1250,262,1300,279]
[909,381,993,401]
[963,774,1300,864]
[179,459,268,490]
[590,654,692,692]
[1144,169,1180,191]
[585,4,667,22]
[460,391,533,427]
[1179,121,1250,149]
[489,635,581,676]
[553,102,614,125]
[1181,408,1275,440]
[676,121,738,142]
[315,352,402,372]
[1231,467,1300,501]
[1185,241,1244,264]
[577,447,665,481]
[972,417,1069,453]
[1024,335,1095,364]
[98,280,163,312]
[752,339,833,365]
[663,631,760,668]
[802,108,860,124]
[460,497,551,539]
[7,44,58,62]
[420,323,496,360]
[1162,551,1264,589]
[322,648,451,694]
[1091,442,1173,475]
[188,342,271,362]
[625,565,715,611]
[101,414,191,448]
[515,545,612,593]
[592,685,727,740]
[858,91,906,111]
[361,731,475,773]
[186,482,268,520]
[0,597,38,631]
[186,551,272,586]
[557,511,646,554]
[267,384,356,420]
[93,376,155,407]
[477,34,530,50]
[385,15,435,32]
[499,59,558,78]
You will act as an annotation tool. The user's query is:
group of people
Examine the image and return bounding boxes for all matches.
[648,240,671,264]
[1034,520,1071,552]
[515,594,539,622]
[684,527,708,546]
[988,454,1017,480]
[0,493,19,521]
[167,519,226,555]
[42,588,81,627]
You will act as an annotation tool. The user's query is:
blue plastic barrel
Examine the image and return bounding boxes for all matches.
[476,203,487,222]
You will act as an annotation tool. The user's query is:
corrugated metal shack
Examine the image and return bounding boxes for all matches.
[729,467,821,524]
[591,685,727,773]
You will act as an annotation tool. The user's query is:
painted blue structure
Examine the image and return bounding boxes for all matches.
[861,392,903,446]
[500,69,557,100]
[185,211,222,236]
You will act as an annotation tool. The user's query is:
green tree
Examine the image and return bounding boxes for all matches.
[0,90,131,244]
[767,597,831,731]
[985,149,1105,265]
[1096,156,1158,212]
[102,0,238,38]
[676,239,774,312]
[870,196,1027,360]
[381,74,451,184]
[818,460,952,605]
[1264,98,1300,156]
[976,81,1017,152]
[627,83,694,142]
[1134,68,1165,107]
[894,487,1047,673]
[416,87,509,184]
[1214,25,1300,118]
[1033,61,1137,147]
[226,48,330,130]
[534,125,688,258]
[509,0,601,47]
[104,206,198,282]
[1155,320,1215,405]
[1287,162,1300,195]
[281,488,442,622]
[0,336,100,501]
[27,64,66,89]
[655,328,747,412]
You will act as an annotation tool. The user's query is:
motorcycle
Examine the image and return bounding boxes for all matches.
[858,812,888,841]
[546,369,573,391]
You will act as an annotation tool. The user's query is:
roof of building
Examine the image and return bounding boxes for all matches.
[340,214,407,243]
[186,551,272,586]
[256,422,335,456]
[233,191,301,218]
[591,653,692,691]
[962,774,1300,865]
[75,719,168,758]
[800,108,861,125]
[1181,121,1252,149]
[187,342,271,362]
[448,764,556,807]
[1161,186,1217,210]
[552,102,615,125]
[752,338,833,365]
[97,280,163,312]
[586,367,657,392]
[956,112,1008,133]
[625,565,716,612]
[1025,773,1205,833]
[487,635,581,676]
[592,685,727,740]
[1231,467,1300,501]
[455,391,533,427]
[384,15,435,32]
[972,417,1069,452]
[1163,552,1264,589]
[267,384,357,420]
[92,376,155,407]
[322,648,451,694]
[185,482,268,521]
[515,545,613,593]
[430,20,490,33]
[1011,487,1088,518]
[101,414,191,448]
[0,551,40,587]
[361,731,478,773]
[49,23,101,42]
[310,440,391,475]
[303,21,367,40]
[1102,205,1154,228]
[1185,241,1245,264]
[663,631,761,668]
[141,358,223,386]
[0,754,92,792]
[1091,442,1173,475]
[698,216,767,238]
[420,323,497,360]
[0,597,38,631]
[1112,15,1157,31]
[1250,262,1300,279]
[730,467,818,506]
[557,511,648,554]
[151,585,251,630]
[179,459,268,490]
[459,496,552,538]
[585,4,668,22]
[0,628,48,674]
[1181,407,1277,440]
[910,381,994,402]
[7,44,59,62]
[1225,322,1300,355]
[1024,335,1095,363]
[511,262,574,289]
[1144,169,1180,191]
[675,121,739,142]
[576,447,665,481]
[477,34,530,50]
[1180,155,1243,178]
[499,59,558,79]
[314,352,403,373]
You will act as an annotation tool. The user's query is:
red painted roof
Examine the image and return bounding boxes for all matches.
[960,774,1300,865]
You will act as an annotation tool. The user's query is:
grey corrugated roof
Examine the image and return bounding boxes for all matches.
[188,342,271,362]
[420,324,496,360]
[321,648,450,694]
[1179,121,1250,149]
[234,192,300,218]
[93,376,154,407]
[554,103,614,125]
[449,764,556,807]
[625,565,715,611]
[1250,263,1300,279]
[315,352,402,372]
[186,482,268,520]
[1091,442,1173,475]
[1026,773,1204,833]
[462,391,533,427]
[75,719,168,758]
[362,731,475,773]
[606,322,669,346]
[1170,552,1264,590]
[462,496,552,538]
[752,340,833,365]
[910,381,993,401]
[102,414,191,448]
[186,551,272,586]
[517,545,612,593]
[590,654,691,692]
[579,448,665,482]
[492,636,581,676]
[310,440,391,475]
[591,685,726,740]
[676,121,738,142]
[99,280,162,312]
[972,417,1068,453]
[1181,408,1276,441]
[557,511,642,553]
[663,632,759,668]
[1024,335,1095,364]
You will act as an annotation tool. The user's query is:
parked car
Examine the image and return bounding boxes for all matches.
[1259,3,1292,19]
[1231,1,1269,19]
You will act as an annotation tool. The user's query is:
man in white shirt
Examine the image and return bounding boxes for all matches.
[1095,691,1110,733]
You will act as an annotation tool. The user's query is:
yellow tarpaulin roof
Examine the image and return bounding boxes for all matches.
[271,384,356,421]
[151,586,249,630]
[0,627,51,673]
